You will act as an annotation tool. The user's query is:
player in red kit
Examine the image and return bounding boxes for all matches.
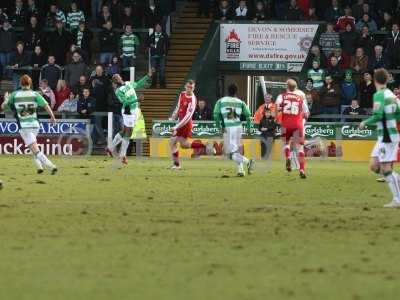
[275,79,310,178]
[169,80,205,169]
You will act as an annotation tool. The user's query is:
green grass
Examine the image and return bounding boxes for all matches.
[0,156,400,300]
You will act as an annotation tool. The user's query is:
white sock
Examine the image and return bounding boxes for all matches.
[33,156,43,170]
[232,152,249,164]
[384,171,400,202]
[238,162,244,174]
[119,137,130,158]
[111,133,123,150]
[36,152,56,170]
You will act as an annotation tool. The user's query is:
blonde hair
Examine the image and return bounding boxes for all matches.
[56,79,67,92]
[286,79,297,92]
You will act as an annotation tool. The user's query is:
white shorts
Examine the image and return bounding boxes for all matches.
[20,128,39,146]
[223,126,242,155]
[371,142,399,163]
[122,108,139,128]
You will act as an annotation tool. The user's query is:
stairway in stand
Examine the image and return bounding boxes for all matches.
[137,1,212,156]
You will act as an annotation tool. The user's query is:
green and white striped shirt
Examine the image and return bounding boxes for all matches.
[67,10,85,31]
[364,88,400,143]
[120,33,140,58]
[213,96,251,129]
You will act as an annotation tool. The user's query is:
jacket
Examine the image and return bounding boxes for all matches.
[319,84,341,107]
[40,64,63,91]
[99,28,119,53]
[65,60,87,87]
[147,32,170,57]
[0,27,16,53]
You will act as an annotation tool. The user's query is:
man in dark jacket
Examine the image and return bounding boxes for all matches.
[147,23,169,88]
[0,20,16,79]
[22,15,43,53]
[74,21,93,62]
[369,44,390,70]
[385,23,400,69]
[9,41,31,89]
[99,20,119,65]
[40,55,63,91]
[193,99,212,120]
[48,20,72,66]
[319,74,341,118]
[65,51,87,87]
[9,0,26,27]
[214,0,234,20]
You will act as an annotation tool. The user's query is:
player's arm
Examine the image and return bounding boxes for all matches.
[173,95,196,131]
[131,68,153,89]
[170,95,180,121]
[275,94,283,112]
[0,92,11,111]
[303,100,310,120]
[37,93,56,123]
[360,97,384,128]
[242,102,252,132]
[213,100,222,129]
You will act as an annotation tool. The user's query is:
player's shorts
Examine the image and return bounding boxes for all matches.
[176,123,193,139]
[20,128,39,146]
[122,108,139,128]
[223,126,242,154]
[282,126,304,144]
[371,142,399,163]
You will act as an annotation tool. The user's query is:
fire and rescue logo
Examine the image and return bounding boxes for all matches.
[225,29,241,59]
[298,36,313,52]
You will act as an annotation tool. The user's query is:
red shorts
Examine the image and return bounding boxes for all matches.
[282,126,304,144]
[176,124,192,139]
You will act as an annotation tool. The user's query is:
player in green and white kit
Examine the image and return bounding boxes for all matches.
[359,69,400,208]
[0,75,57,174]
[107,69,152,165]
[213,84,255,176]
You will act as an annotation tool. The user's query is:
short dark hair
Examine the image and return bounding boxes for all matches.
[374,68,389,85]
[227,84,238,96]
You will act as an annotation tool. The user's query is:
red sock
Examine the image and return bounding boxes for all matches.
[298,151,305,172]
[172,151,180,166]
[191,140,204,149]
[284,146,291,160]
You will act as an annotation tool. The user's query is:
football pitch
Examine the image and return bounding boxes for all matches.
[0,156,400,300]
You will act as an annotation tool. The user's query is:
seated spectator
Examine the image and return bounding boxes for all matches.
[307,60,325,90]
[73,75,89,96]
[234,0,251,20]
[358,25,374,58]
[340,23,359,57]
[319,74,341,116]
[327,56,344,82]
[385,23,400,69]
[355,13,378,33]
[286,0,303,21]
[77,87,96,118]
[304,78,320,115]
[148,23,169,88]
[74,21,93,61]
[106,55,122,77]
[324,0,344,23]
[215,0,234,20]
[144,1,162,28]
[253,93,276,124]
[48,20,72,66]
[358,71,375,110]
[119,24,140,69]
[336,6,355,32]
[30,45,46,88]
[9,41,30,89]
[54,79,71,110]
[67,2,85,33]
[342,99,366,121]
[99,20,118,65]
[319,23,341,58]
[39,79,56,109]
[350,47,368,73]
[259,109,278,158]
[23,15,43,53]
[368,44,390,70]
[253,1,270,21]
[40,55,62,91]
[341,70,357,107]
[97,5,112,29]
[331,48,351,69]
[57,91,78,113]
[309,45,327,68]
[380,11,394,31]
[65,51,87,87]
[193,99,212,120]
[304,6,318,21]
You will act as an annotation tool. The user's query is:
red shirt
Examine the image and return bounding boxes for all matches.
[174,91,197,130]
[276,92,307,129]
[55,87,71,110]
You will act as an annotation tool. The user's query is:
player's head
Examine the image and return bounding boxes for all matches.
[374,68,389,88]
[286,78,297,92]
[227,84,238,97]
[185,80,195,93]
[111,74,123,86]
[20,75,32,89]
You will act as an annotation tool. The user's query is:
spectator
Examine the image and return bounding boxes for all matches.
[193,99,212,120]
[0,20,16,79]
[57,91,78,113]
[97,4,112,29]
[54,79,71,110]
[360,3,377,21]
[319,74,341,116]
[65,51,87,87]
[99,20,119,65]
[74,21,93,61]
[380,11,394,31]
[25,0,40,25]
[39,79,56,109]
[148,23,169,88]
[324,0,344,23]
[307,60,325,90]
[331,48,351,69]
[73,75,89,96]
[358,71,375,110]
[355,13,378,33]
[89,65,109,113]
[304,78,320,115]
[309,45,327,68]
[336,6,355,31]
[120,5,134,29]
[92,0,103,21]
[319,23,341,57]
[234,0,250,20]
[9,41,30,89]
[144,1,162,28]
[67,1,85,33]
[358,25,375,58]
[340,23,359,56]
[342,99,366,121]
[77,87,95,118]
[369,44,390,70]
[351,0,364,20]
[198,0,211,18]
[253,1,270,21]
[22,15,43,53]
[350,47,368,73]
[40,55,62,91]
[49,4,66,25]
[10,0,26,27]
[107,81,123,135]
[387,72,397,91]
[341,69,357,108]
[107,0,124,28]
[0,8,8,25]
[48,20,72,66]
[106,55,122,77]
[327,56,344,82]
[385,23,400,69]
[215,0,234,20]
[259,109,278,158]
[286,0,303,21]
[119,24,140,69]
[253,93,276,124]
[275,0,290,20]
[30,45,46,88]
[304,6,318,21]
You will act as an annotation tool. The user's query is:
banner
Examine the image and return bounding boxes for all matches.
[220,23,319,64]
[152,121,376,140]
[0,119,88,135]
